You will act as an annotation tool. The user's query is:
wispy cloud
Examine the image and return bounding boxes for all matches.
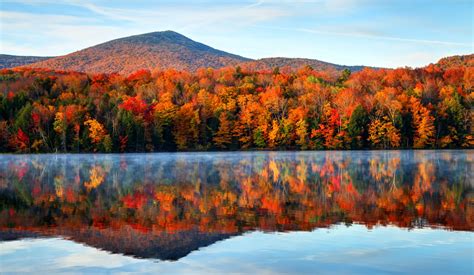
[261,26,472,47]
[0,10,135,55]
[9,0,294,26]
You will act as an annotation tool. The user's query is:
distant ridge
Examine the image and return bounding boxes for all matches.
[0,54,51,69]
[240,57,365,72]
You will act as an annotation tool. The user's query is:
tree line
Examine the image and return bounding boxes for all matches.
[0,63,472,153]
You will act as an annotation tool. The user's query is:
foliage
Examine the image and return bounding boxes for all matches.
[0,62,472,152]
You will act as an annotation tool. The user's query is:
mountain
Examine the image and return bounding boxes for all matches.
[24,31,251,74]
[21,31,367,75]
[0,54,51,69]
[14,30,469,75]
[241,57,365,72]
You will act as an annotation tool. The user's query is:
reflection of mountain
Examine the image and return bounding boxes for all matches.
[67,228,236,260]
[0,230,41,241]
[0,151,472,260]
[0,228,236,261]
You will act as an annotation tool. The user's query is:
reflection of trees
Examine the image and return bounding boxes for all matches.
[0,151,472,238]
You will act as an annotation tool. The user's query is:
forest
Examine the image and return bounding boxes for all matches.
[0,63,472,153]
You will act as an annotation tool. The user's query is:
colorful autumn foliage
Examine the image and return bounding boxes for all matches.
[0,60,472,152]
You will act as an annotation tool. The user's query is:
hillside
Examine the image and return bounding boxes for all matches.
[240,57,365,72]
[24,31,251,74]
[16,31,470,75]
[22,31,366,75]
[435,54,474,69]
[0,54,51,69]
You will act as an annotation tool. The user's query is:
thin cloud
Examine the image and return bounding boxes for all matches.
[38,1,292,26]
[0,10,137,55]
[262,26,472,47]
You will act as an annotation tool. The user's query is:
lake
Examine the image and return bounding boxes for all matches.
[0,150,472,274]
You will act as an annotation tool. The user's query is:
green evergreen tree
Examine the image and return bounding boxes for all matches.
[347,105,369,148]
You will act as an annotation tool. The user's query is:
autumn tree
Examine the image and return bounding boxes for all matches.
[84,119,110,151]
[368,118,401,149]
[410,98,435,148]
[213,112,233,149]
[174,103,200,150]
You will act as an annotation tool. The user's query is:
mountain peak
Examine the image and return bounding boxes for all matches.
[23,30,251,74]
[117,30,192,44]
[15,30,370,74]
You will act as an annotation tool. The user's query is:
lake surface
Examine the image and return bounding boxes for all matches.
[0,150,472,274]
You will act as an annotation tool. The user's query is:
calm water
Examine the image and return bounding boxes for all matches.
[0,150,472,274]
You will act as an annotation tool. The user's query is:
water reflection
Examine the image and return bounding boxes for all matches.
[0,150,472,260]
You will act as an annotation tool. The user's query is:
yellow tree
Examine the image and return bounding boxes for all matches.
[53,112,67,151]
[374,87,402,126]
[368,117,401,149]
[410,98,435,148]
[295,119,308,149]
[174,103,200,150]
[268,120,280,149]
[213,112,232,149]
[84,119,108,151]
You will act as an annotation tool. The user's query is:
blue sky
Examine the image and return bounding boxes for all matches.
[0,0,472,67]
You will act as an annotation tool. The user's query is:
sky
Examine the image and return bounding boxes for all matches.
[0,0,472,68]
